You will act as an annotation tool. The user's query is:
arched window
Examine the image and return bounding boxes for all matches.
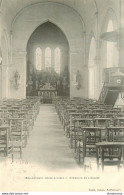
[55,48,61,74]
[45,47,51,71]
[35,47,42,70]
[106,20,118,68]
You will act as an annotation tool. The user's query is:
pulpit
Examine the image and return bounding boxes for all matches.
[38,83,57,103]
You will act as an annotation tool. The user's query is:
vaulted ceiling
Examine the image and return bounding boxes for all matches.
[0,0,116,28]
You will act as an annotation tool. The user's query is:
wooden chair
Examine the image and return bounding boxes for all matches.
[7,108,18,117]
[71,118,93,152]
[17,111,30,137]
[78,127,102,168]
[0,126,13,161]
[96,142,123,171]
[107,127,124,142]
[64,108,77,132]
[9,118,27,158]
[84,113,101,119]
[67,112,82,138]
[94,117,112,141]
[94,117,111,127]
[114,117,124,126]
[92,109,105,115]
[102,112,115,119]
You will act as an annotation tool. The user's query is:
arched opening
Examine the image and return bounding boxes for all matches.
[26,21,69,97]
[88,36,96,99]
[106,20,118,68]
[99,9,119,93]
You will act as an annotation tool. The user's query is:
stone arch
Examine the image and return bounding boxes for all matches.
[10,2,86,99]
[100,8,118,54]
[99,7,118,61]
[26,21,70,96]
[99,8,118,91]
[88,32,97,67]
[26,19,69,49]
[12,2,85,52]
[101,8,118,34]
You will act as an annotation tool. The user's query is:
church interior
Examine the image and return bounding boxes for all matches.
[0,0,124,191]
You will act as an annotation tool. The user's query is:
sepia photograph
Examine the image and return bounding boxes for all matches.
[0,0,124,193]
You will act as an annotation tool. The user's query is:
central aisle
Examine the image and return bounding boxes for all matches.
[23,104,80,170]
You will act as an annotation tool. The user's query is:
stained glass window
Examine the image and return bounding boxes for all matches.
[55,48,60,74]
[35,47,42,70]
[45,47,51,71]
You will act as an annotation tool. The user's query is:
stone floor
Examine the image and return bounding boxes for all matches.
[22,104,80,170]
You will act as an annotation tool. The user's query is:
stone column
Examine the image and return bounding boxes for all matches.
[70,50,87,98]
[10,30,13,64]
[0,66,2,99]
[42,49,45,70]
[1,65,9,99]
[51,48,55,71]
[118,28,124,67]
[94,56,101,99]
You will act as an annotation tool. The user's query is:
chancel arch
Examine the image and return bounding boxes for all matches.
[26,21,69,97]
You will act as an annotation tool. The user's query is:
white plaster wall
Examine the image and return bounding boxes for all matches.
[0,67,2,99]
[8,52,26,99]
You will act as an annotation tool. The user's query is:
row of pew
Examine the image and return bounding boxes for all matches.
[54,96,124,171]
[0,96,40,161]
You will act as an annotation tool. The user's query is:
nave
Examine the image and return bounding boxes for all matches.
[1,0,124,192]
[1,97,124,173]
[22,104,80,170]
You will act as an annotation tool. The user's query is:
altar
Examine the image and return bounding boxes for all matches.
[38,83,57,103]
